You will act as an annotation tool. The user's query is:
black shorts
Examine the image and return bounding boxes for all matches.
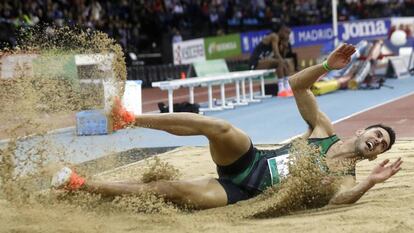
[216,142,259,204]
[249,42,274,70]
[249,56,260,70]
[216,178,252,204]
[215,142,293,204]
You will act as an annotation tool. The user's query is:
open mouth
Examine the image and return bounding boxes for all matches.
[366,141,374,151]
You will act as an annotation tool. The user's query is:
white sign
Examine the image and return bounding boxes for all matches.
[298,28,333,43]
[173,38,206,65]
[0,54,37,79]
[122,80,142,115]
[341,20,388,41]
[388,56,410,79]
[391,17,414,35]
[75,53,114,72]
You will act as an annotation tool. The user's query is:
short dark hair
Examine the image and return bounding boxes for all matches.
[365,124,396,152]
[271,22,289,33]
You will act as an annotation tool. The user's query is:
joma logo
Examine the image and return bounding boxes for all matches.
[341,20,388,41]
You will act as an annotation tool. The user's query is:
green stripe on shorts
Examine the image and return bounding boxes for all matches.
[267,158,280,185]
[230,152,261,185]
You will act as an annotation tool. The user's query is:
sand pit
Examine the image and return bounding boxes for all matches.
[1,26,413,233]
[0,139,413,233]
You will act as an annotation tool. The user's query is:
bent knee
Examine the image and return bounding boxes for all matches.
[268,60,280,68]
[214,119,232,133]
[204,119,232,137]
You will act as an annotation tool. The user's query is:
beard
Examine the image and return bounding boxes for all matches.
[355,136,369,159]
[355,136,379,161]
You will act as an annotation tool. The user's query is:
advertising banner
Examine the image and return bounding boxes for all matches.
[193,59,229,77]
[172,17,396,62]
[390,17,414,38]
[204,34,241,60]
[240,30,271,54]
[172,38,206,65]
[290,18,391,47]
[291,24,333,48]
[338,18,391,43]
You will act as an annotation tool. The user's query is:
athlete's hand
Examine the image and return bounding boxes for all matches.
[367,157,403,184]
[326,43,356,70]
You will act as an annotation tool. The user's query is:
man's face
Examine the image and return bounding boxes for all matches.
[279,27,291,40]
[355,127,391,160]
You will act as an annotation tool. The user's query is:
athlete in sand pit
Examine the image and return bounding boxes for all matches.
[249,24,293,97]
[52,44,402,209]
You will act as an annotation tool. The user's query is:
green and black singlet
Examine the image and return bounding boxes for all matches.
[216,135,355,204]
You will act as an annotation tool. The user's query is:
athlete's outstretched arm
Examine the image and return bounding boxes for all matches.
[288,44,356,133]
[330,158,402,204]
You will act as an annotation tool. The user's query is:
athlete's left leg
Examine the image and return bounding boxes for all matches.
[52,166,228,209]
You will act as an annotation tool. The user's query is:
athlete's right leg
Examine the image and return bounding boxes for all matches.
[133,113,251,166]
[133,113,227,137]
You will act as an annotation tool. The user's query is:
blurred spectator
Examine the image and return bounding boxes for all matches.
[0,0,412,54]
[171,27,183,43]
[209,6,220,35]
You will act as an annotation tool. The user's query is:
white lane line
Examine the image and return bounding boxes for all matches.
[281,91,414,144]
[331,91,414,124]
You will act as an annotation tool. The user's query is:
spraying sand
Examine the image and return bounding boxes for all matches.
[1,26,413,233]
[0,139,413,233]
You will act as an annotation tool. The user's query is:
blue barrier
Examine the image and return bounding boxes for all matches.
[290,18,391,48]
[240,30,271,54]
[240,18,392,53]
[291,24,334,48]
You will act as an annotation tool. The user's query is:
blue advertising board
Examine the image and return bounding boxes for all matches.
[338,18,391,43]
[290,18,391,47]
[240,18,392,52]
[240,30,271,54]
[290,24,334,48]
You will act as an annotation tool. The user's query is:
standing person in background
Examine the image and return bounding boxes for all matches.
[249,24,293,97]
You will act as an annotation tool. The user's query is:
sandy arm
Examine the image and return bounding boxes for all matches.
[330,158,403,204]
[329,176,374,204]
[288,44,356,135]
